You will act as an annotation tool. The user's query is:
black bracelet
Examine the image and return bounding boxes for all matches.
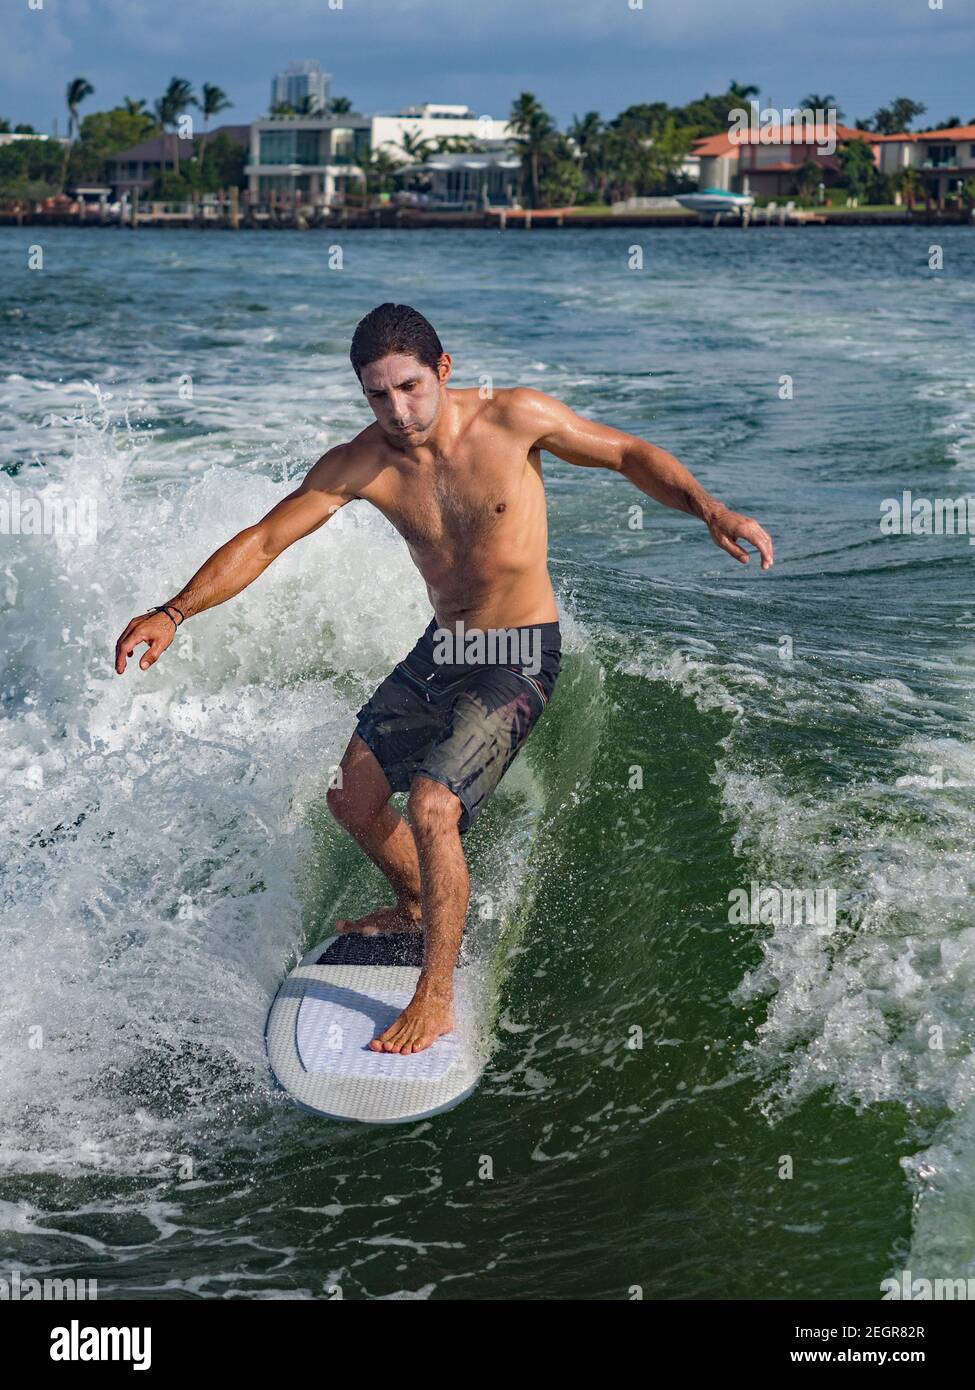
[150,604,183,629]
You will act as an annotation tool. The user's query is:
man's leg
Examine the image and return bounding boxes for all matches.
[327,732,425,934]
[368,774,468,1054]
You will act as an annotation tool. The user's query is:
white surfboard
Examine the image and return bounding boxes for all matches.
[264,931,484,1123]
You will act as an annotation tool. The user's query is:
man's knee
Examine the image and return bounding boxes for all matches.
[407,776,463,839]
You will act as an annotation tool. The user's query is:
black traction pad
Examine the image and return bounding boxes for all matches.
[316,932,427,968]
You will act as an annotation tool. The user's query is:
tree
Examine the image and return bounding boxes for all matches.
[327,96,353,115]
[897,166,922,211]
[794,157,822,201]
[270,102,296,117]
[648,117,695,190]
[509,92,557,207]
[155,77,195,175]
[568,111,604,176]
[0,119,9,133]
[294,94,322,116]
[838,137,877,200]
[728,80,760,101]
[79,106,157,156]
[0,138,63,207]
[800,93,845,121]
[200,131,246,191]
[196,83,232,172]
[872,98,926,135]
[63,77,94,189]
[14,123,36,134]
[539,141,585,208]
[362,147,398,199]
[122,97,148,116]
[398,126,436,163]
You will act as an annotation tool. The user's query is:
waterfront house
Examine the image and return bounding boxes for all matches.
[107,126,250,198]
[871,124,975,206]
[694,123,873,198]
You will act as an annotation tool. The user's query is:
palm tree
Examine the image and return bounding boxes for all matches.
[123,97,147,117]
[295,94,322,117]
[196,83,232,171]
[898,166,922,211]
[155,77,195,175]
[327,96,353,115]
[62,77,94,190]
[399,126,436,163]
[569,111,603,155]
[509,92,556,208]
[362,148,399,201]
[728,80,760,101]
[801,93,845,121]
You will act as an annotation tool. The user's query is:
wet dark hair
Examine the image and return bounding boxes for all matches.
[349,303,444,382]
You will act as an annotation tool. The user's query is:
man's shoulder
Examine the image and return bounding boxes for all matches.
[304,423,390,499]
[480,385,564,435]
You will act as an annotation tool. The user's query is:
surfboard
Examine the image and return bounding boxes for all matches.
[264,931,484,1123]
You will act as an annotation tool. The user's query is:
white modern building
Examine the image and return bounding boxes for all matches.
[246,103,514,207]
[271,61,331,114]
[246,116,373,204]
[369,103,512,163]
[393,148,523,209]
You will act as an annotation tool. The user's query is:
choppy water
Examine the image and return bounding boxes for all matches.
[1,225,974,1298]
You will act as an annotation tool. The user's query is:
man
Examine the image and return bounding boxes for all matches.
[115,303,773,1056]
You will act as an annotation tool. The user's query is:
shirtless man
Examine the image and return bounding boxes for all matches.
[115,303,773,1056]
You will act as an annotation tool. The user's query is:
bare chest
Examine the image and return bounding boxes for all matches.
[374,456,517,553]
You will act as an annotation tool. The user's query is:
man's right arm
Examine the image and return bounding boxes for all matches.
[115,444,360,673]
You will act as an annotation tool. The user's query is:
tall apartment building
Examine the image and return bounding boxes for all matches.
[271,61,331,114]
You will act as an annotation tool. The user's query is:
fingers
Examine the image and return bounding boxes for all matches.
[138,635,162,671]
[712,516,775,570]
[115,620,140,674]
[114,616,171,674]
[713,531,750,564]
[736,519,774,571]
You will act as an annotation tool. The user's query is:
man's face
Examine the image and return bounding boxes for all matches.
[359,352,448,446]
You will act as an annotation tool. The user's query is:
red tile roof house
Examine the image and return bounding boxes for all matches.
[107,126,250,198]
[871,125,975,207]
[693,123,874,200]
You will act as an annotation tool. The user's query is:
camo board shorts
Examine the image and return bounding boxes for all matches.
[353,617,561,834]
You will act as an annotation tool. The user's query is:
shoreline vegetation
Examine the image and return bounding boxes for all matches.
[4,79,974,228]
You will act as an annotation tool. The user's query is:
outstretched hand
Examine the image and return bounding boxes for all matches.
[707,507,774,570]
[115,611,179,674]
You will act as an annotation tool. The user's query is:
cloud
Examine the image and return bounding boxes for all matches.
[3,0,970,134]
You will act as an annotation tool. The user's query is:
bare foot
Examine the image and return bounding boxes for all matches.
[369,992,454,1054]
[336,903,423,936]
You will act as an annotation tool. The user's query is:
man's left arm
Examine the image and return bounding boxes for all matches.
[511,388,773,570]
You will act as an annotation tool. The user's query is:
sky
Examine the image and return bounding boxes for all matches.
[4,0,974,136]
